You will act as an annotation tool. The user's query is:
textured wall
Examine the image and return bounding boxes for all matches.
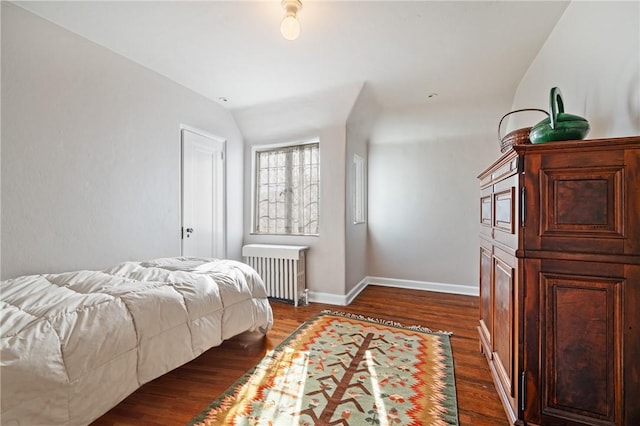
[367,103,501,288]
[509,1,639,138]
[1,3,244,278]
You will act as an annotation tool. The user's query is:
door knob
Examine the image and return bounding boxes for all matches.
[185,227,194,238]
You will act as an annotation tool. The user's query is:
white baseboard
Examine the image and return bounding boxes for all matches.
[308,276,368,306]
[367,276,479,296]
[308,276,478,306]
[346,276,369,305]
[308,291,349,306]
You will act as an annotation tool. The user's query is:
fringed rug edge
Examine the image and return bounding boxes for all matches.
[188,309,459,426]
[319,309,454,336]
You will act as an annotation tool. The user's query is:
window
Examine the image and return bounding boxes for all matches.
[353,154,366,224]
[253,141,319,235]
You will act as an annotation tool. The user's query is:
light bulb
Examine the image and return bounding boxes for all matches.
[280,15,300,41]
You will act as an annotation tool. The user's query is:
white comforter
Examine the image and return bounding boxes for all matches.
[0,257,273,425]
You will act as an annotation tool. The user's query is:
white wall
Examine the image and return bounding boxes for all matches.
[509,1,639,137]
[345,84,379,293]
[241,126,347,298]
[1,3,244,279]
[366,0,639,291]
[236,85,362,298]
[367,102,504,288]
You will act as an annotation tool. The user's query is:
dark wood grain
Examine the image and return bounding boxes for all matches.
[91,286,508,426]
[477,149,522,424]
[497,136,640,426]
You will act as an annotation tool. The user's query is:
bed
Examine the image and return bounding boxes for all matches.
[0,257,273,425]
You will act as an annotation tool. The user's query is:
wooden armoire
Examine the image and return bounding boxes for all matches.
[477,136,639,426]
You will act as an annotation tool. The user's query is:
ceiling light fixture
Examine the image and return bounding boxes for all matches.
[280,0,302,41]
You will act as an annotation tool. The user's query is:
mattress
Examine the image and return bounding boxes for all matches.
[0,257,273,425]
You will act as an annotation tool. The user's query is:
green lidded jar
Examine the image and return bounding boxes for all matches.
[529,87,590,143]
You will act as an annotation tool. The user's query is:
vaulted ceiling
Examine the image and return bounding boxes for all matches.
[15,1,570,137]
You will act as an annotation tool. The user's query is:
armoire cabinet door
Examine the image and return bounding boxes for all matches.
[524,259,639,426]
[492,247,518,420]
[521,142,640,257]
[479,241,493,356]
[542,273,622,425]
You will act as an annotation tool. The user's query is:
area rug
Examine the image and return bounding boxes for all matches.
[189,311,458,426]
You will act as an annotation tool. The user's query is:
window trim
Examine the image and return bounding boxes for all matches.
[352,153,366,224]
[250,138,320,236]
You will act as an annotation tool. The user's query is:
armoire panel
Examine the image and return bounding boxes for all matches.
[540,273,622,425]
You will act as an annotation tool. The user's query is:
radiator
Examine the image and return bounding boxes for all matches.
[242,244,309,306]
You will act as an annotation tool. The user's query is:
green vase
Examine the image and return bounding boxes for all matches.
[530,87,590,143]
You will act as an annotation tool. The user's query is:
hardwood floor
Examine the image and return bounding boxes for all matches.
[92,286,508,425]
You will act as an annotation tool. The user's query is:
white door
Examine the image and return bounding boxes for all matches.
[181,128,226,258]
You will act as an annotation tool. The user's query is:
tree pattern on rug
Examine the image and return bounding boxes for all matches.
[189,313,458,426]
[299,331,379,424]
